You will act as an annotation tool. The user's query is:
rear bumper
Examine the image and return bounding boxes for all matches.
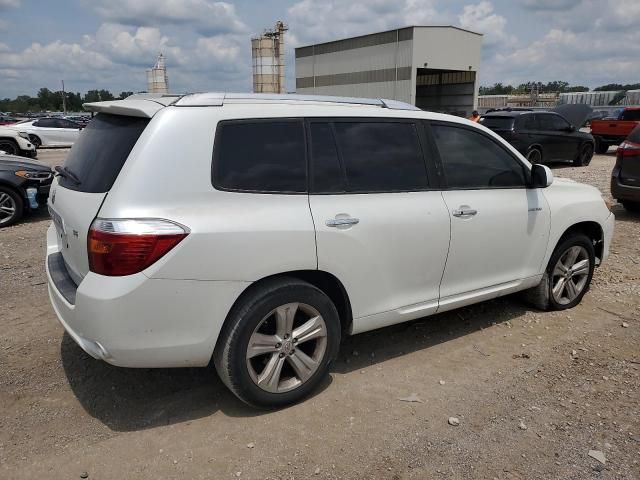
[45,223,249,368]
[611,172,640,202]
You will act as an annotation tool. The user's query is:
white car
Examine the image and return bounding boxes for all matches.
[0,126,37,158]
[46,93,615,408]
[13,117,83,147]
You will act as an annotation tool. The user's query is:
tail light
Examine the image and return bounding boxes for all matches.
[88,218,189,276]
[617,140,640,158]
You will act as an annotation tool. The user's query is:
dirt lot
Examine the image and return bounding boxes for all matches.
[1,150,638,480]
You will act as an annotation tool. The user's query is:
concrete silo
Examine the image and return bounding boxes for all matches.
[146,53,169,94]
[252,21,288,94]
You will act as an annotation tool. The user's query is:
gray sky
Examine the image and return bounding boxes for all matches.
[0,0,638,97]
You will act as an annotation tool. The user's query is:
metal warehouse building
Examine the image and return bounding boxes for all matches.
[295,26,482,116]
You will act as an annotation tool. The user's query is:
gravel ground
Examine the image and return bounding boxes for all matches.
[0,149,638,480]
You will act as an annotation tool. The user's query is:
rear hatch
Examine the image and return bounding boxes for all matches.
[619,125,640,186]
[48,113,150,283]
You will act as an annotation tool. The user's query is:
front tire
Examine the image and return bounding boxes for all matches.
[0,139,19,156]
[574,143,594,166]
[523,233,595,311]
[0,186,24,227]
[214,277,341,408]
[28,135,42,148]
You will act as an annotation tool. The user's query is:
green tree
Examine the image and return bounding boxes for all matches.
[118,91,134,99]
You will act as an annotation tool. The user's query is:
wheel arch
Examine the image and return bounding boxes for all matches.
[557,221,604,263]
[216,270,353,350]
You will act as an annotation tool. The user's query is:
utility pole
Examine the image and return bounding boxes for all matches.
[61,80,66,115]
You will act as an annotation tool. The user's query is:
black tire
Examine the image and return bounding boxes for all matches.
[28,135,41,148]
[595,138,609,154]
[574,143,594,166]
[526,147,542,164]
[522,233,595,311]
[622,201,640,213]
[0,138,19,156]
[0,186,24,227]
[214,277,341,408]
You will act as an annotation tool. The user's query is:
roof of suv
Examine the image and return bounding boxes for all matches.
[83,93,421,118]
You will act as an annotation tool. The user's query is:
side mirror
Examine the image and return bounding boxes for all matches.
[531,164,553,188]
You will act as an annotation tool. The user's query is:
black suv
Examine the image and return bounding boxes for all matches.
[611,124,640,213]
[480,108,595,166]
[0,154,53,227]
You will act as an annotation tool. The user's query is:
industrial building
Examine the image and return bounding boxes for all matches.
[252,21,288,94]
[146,53,169,94]
[295,26,482,116]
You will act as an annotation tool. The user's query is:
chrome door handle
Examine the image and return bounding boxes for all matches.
[326,217,359,227]
[452,208,477,217]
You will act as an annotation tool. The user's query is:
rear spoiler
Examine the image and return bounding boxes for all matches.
[83,94,182,118]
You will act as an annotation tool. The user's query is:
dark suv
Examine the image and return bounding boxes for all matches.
[611,124,640,212]
[480,109,595,166]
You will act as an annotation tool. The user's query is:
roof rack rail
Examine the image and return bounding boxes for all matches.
[174,93,420,111]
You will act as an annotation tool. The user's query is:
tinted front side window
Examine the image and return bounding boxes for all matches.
[61,113,149,193]
[538,114,569,131]
[213,121,306,193]
[432,124,527,189]
[332,122,428,192]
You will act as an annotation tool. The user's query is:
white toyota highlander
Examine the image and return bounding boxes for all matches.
[46,93,615,407]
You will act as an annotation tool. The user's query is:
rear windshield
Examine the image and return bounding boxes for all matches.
[59,113,149,193]
[479,116,515,130]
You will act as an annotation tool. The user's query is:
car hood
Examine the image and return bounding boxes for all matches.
[0,126,24,136]
[0,154,51,171]
[552,104,593,128]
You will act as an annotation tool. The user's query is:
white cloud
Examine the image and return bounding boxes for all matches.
[458,1,512,47]
[89,0,247,35]
[522,0,582,10]
[0,0,20,9]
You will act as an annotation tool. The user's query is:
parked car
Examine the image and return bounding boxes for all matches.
[0,154,53,227]
[46,93,614,408]
[11,117,84,147]
[611,124,640,212]
[480,105,595,166]
[0,126,37,158]
[591,107,640,154]
[0,115,19,125]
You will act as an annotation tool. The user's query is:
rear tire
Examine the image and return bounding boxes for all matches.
[0,186,23,227]
[28,135,41,148]
[574,143,593,166]
[0,139,19,156]
[622,201,640,213]
[526,148,542,164]
[522,233,595,311]
[595,138,609,154]
[214,277,341,408]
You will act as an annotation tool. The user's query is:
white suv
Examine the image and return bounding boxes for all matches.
[46,93,615,407]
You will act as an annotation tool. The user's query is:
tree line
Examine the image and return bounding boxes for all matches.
[0,88,136,113]
[479,81,640,96]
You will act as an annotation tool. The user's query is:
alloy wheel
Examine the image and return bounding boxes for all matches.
[246,302,328,393]
[551,246,590,305]
[0,192,17,225]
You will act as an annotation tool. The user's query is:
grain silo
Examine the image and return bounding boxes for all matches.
[146,53,169,94]
[252,21,288,94]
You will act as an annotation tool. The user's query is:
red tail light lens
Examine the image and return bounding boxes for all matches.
[88,219,189,276]
[617,140,640,158]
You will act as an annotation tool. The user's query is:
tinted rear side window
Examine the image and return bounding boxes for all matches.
[332,122,428,192]
[479,117,515,130]
[309,123,345,193]
[60,113,149,193]
[213,121,306,193]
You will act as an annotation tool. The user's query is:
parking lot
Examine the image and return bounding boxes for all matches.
[1,149,638,479]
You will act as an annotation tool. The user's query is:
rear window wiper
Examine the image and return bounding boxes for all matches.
[54,166,82,185]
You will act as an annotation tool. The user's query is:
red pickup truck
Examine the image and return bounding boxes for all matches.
[591,107,640,153]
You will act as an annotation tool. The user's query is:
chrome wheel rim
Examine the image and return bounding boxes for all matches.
[0,192,17,225]
[551,246,590,305]
[246,302,327,393]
